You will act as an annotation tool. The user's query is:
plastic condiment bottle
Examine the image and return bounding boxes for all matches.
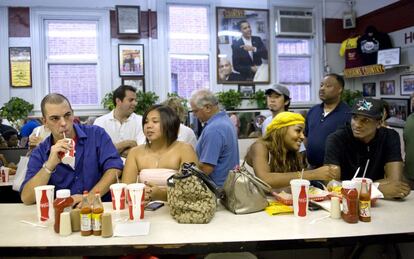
[359,179,371,222]
[92,191,104,236]
[80,191,92,236]
[341,180,358,224]
[53,189,74,233]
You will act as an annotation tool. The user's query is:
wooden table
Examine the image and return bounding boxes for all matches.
[1,195,413,256]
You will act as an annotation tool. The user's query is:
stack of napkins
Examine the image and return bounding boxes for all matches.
[113,221,150,237]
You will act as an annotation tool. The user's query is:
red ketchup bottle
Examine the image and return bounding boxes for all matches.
[53,189,74,233]
[298,185,307,217]
[341,180,359,223]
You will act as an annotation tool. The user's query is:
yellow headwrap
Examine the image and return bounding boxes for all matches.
[265,111,305,135]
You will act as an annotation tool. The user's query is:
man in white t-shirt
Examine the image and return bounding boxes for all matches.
[94,85,142,157]
[261,84,291,136]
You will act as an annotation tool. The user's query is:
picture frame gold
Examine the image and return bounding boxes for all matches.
[216,7,270,85]
[9,47,32,88]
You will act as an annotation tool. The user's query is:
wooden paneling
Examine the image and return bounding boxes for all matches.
[325,0,414,43]
[8,7,30,37]
[110,10,157,39]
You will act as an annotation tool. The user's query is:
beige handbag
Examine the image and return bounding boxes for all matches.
[167,163,224,224]
[222,162,271,214]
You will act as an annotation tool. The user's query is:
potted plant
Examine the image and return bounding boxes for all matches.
[0,97,34,130]
[101,90,159,115]
[251,89,266,109]
[101,92,115,111]
[217,90,242,110]
[341,89,363,107]
[135,91,159,115]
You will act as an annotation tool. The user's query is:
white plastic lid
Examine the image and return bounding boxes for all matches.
[342,180,356,189]
[56,189,71,198]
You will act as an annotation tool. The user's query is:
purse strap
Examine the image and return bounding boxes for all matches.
[239,161,272,193]
[182,162,225,199]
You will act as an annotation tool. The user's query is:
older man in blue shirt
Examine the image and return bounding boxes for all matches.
[190,89,239,186]
[20,93,123,205]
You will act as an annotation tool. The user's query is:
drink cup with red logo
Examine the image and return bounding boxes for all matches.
[60,138,75,168]
[0,166,10,183]
[110,183,127,211]
[290,179,310,217]
[34,185,55,223]
[126,183,145,221]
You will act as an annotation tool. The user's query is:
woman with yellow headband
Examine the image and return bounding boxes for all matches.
[245,111,339,188]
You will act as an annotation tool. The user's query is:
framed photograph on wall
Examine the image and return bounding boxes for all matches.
[118,44,144,77]
[9,47,32,88]
[122,77,145,92]
[116,5,140,37]
[238,84,255,99]
[380,80,395,95]
[381,98,410,128]
[362,82,376,96]
[400,74,414,96]
[216,7,270,84]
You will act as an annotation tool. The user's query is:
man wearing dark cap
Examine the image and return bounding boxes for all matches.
[324,97,410,199]
[261,84,291,136]
[305,73,351,168]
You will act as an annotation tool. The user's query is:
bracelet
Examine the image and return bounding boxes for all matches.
[42,163,55,174]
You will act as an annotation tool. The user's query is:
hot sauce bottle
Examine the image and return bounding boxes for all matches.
[80,191,92,236]
[341,180,358,224]
[359,179,371,222]
[92,191,104,236]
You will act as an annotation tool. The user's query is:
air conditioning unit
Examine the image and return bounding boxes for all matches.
[275,9,314,36]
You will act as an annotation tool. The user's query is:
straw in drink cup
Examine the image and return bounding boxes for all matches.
[110,183,127,211]
[290,179,310,217]
[127,183,145,221]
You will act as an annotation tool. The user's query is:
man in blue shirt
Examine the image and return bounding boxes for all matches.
[305,73,351,168]
[20,93,123,205]
[190,89,239,186]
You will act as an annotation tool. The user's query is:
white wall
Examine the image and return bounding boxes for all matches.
[1,0,411,115]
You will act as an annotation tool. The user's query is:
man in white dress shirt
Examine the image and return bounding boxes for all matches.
[94,85,142,157]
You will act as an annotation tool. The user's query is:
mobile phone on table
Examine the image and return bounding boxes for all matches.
[145,201,164,211]
[308,201,321,211]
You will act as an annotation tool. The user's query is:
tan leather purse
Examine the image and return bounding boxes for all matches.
[222,163,271,214]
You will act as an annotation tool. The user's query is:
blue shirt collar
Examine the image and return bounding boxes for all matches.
[206,111,227,125]
[45,123,87,153]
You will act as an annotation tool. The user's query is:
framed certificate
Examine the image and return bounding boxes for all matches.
[377,47,400,67]
[116,5,140,37]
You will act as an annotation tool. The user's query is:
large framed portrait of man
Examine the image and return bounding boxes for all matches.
[216,7,270,85]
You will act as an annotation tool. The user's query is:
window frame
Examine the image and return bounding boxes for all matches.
[271,1,324,106]
[30,8,111,115]
[166,3,212,98]
[0,7,9,106]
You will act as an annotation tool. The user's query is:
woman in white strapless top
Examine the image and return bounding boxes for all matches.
[122,105,198,202]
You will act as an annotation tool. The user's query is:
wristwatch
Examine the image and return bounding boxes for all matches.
[42,163,55,174]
